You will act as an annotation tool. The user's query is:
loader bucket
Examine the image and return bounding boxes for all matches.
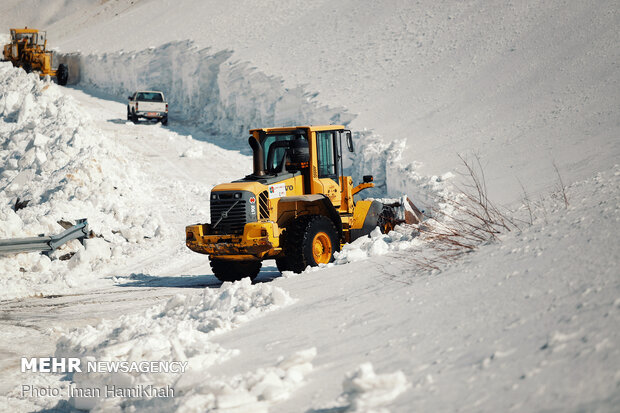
[379,196,423,233]
[403,196,423,224]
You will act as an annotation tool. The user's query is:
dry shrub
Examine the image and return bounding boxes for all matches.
[410,155,520,270]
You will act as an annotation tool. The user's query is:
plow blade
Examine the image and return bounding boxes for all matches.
[379,196,423,232]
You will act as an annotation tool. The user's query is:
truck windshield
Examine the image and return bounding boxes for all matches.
[136,92,163,102]
[261,133,306,173]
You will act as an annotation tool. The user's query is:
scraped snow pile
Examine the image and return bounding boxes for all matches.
[334,226,421,265]
[0,63,165,299]
[337,363,409,413]
[55,278,305,411]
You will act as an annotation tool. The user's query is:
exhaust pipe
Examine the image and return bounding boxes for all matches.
[249,136,265,176]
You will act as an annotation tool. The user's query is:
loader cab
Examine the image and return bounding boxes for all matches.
[247,126,354,208]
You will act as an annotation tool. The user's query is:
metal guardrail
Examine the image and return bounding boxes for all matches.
[0,219,89,256]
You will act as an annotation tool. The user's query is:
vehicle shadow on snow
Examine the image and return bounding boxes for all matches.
[113,265,282,288]
[113,273,219,289]
[254,265,282,283]
[107,118,164,126]
[107,118,134,125]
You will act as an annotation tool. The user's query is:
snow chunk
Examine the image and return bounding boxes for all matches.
[32,132,50,147]
[318,363,409,413]
[67,238,112,270]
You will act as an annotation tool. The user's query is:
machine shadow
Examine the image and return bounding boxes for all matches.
[113,264,282,289]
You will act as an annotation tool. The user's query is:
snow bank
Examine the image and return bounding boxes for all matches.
[0,62,166,299]
[350,130,456,209]
[67,43,451,204]
[70,41,354,140]
[56,278,299,411]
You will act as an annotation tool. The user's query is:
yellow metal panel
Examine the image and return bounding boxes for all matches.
[339,176,354,213]
[350,200,374,230]
[250,125,345,134]
[320,178,341,207]
[212,181,266,194]
[352,182,375,195]
[11,28,39,34]
[186,221,281,259]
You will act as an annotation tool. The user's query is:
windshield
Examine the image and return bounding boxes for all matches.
[12,32,38,46]
[261,133,306,173]
[136,92,164,102]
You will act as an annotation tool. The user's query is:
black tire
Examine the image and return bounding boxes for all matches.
[131,109,138,124]
[275,258,291,273]
[210,258,262,282]
[127,107,131,121]
[280,215,339,274]
[56,64,68,86]
[23,62,32,74]
[161,116,168,126]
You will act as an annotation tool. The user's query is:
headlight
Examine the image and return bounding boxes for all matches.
[211,193,217,200]
[234,193,241,199]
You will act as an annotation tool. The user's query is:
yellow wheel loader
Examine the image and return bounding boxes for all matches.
[186,125,421,282]
[2,27,68,85]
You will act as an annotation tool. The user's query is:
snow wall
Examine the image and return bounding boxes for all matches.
[60,41,445,208]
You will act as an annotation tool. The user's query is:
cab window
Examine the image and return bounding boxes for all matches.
[316,131,338,180]
[262,133,296,172]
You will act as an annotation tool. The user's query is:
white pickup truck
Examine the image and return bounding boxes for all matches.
[127,91,168,125]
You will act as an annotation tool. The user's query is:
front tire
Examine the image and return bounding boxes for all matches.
[275,258,291,273]
[131,109,138,123]
[209,258,262,282]
[280,215,339,273]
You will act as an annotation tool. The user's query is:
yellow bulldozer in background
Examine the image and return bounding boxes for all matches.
[186,125,422,282]
[2,27,68,85]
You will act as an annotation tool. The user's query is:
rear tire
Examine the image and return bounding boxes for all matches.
[280,215,339,273]
[56,64,68,86]
[210,258,262,282]
[131,109,138,123]
[161,116,168,126]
